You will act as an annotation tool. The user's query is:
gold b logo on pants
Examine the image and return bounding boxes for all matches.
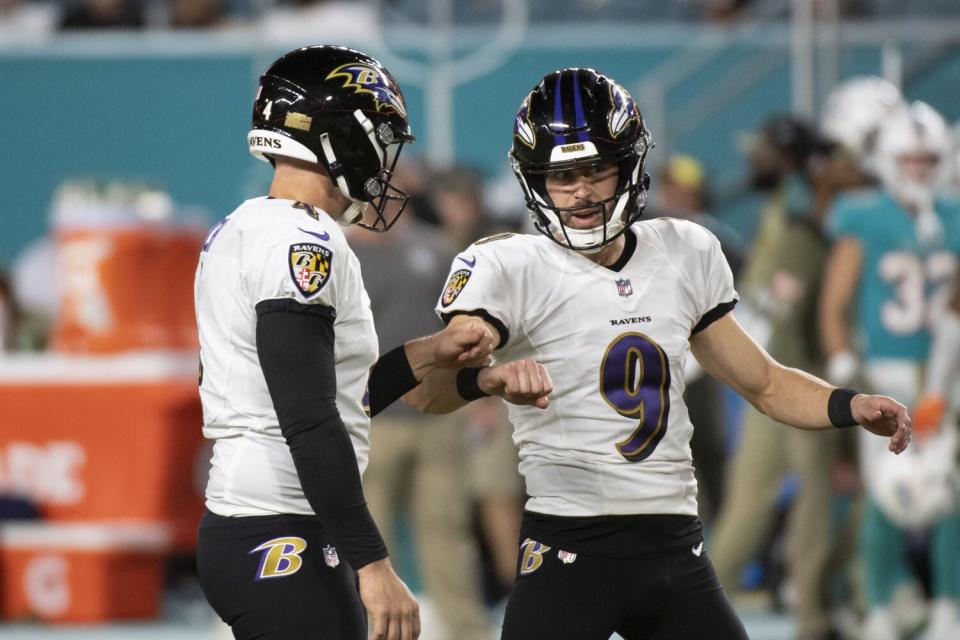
[519,538,552,576]
[251,537,307,581]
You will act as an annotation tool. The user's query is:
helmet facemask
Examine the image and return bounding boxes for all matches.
[511,132,652,253]
[319,110,414,231]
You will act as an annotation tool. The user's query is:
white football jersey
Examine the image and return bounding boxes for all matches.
[195,197,378,517]
[436,219,737,517]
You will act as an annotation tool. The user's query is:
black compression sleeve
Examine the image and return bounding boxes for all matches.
[367,344,419,418]
[255,298,387,569]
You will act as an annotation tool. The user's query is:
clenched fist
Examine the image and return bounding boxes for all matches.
[479,359,553,409]
[431,317,496,369]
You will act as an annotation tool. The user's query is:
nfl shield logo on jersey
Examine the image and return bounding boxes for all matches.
[615,278,633,297]
[289,243,333,298]
[323,545,340,568]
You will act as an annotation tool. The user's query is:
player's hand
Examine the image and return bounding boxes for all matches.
[479,359,553,409]
[357,558,420,640]
[431,317,495,369]
[912,393,945,439]
[852,393,912,455]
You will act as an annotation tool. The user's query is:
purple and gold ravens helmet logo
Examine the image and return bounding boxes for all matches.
[289,243,333,298]
[514,93,536,150]
[441,268,472,307]
[607,83,640,139]
[326,63,408,117]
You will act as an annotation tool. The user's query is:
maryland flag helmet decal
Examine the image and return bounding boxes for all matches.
[289,243,333,298]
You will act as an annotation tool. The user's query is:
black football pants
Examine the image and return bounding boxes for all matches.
[197,510,366,639]
[501,538,749,640]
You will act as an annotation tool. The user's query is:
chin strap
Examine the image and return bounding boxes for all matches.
[319,132,354,202]
[338,200,367,226]
[317,131,369,227]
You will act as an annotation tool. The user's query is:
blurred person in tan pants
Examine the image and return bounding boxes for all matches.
[711,118,842,640]
[467,397,525,594]
[431,167,527,597]
[351,172,491,639]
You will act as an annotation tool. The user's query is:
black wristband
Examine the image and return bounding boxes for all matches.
[457,367,490,401]
[828,387,859,428]
[366,344,419,418]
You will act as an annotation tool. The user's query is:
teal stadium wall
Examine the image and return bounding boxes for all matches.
[2,27,959,264]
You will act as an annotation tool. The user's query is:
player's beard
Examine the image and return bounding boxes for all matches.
[558,200,611,231]
[550,200,619,254]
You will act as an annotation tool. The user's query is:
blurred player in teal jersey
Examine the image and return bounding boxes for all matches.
[820,101,960,640]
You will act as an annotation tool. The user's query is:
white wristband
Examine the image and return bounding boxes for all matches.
[827,351,858,386]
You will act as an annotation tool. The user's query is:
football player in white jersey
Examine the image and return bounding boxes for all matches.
[405,68,913,640]
[194,46,550,640]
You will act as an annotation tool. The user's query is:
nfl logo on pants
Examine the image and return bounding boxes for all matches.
[323,545,339,568]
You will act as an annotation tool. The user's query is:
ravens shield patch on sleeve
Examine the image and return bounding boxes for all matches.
[441,268,472,307]
[289,243,333,298]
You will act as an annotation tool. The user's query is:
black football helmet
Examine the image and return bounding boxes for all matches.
[249,45,415,231]
[509,68,653,252]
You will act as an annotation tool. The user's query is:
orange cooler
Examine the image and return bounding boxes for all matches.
[52,223,203,354]
[0,354,206,550]
[0,522,170,622]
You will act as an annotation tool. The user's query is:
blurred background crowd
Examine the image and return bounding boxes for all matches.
[3,0,960,35]
[2,1,960,640]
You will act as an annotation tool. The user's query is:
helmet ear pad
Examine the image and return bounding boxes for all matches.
[316,112,384,202]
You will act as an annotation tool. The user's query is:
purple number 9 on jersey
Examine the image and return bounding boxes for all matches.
[599,332,671,461]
